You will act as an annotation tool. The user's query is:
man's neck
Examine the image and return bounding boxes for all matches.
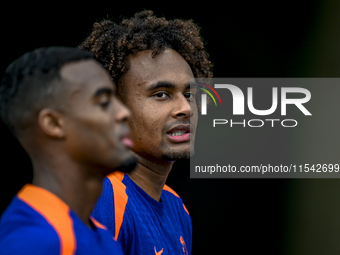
[127,154,174,202]
[32,158,104,228]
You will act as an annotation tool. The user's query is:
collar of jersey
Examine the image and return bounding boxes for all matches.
[124,174,164,213]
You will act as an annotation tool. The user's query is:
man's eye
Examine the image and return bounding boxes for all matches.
[153,92,169,100]
[99,95,111,108]
[184,92,195,100]
[100,101,110,108]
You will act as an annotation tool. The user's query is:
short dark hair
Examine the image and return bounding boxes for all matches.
[0,46,93,136]
[78,10,213,89]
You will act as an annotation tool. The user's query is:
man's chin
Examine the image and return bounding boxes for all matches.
[161,149,194,161]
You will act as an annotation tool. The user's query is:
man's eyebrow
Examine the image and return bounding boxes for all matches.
[147,81,176,91]
[93,87,114,98]
[147,81,197,91]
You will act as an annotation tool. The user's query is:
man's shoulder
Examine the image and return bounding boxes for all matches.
[0,200,60,254]
[98,172,128,208]
[105,172,127,191]
[104,172,129,205]
[1,195,59,230]
[163,184,181,198]
[93,172,129,240]
[106,171,125,183]
[162,185,190,216]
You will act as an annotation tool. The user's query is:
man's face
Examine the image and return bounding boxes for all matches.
[119,49,198,162]
[60,59,136,174]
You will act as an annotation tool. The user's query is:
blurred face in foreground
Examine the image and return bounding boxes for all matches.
[60,59,136,174]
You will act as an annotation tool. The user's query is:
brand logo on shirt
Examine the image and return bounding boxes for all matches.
[154,246,164,255]
[180,236,188,255]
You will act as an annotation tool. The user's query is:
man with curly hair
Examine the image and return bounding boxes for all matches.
[79,10,213,255]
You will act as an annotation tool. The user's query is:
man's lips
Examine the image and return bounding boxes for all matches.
[120,132,134,148]
[166,124,192,143]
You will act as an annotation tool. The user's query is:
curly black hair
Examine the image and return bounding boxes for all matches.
[78,10,213,88]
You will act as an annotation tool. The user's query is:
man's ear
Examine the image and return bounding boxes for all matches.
[38,108,66,138]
